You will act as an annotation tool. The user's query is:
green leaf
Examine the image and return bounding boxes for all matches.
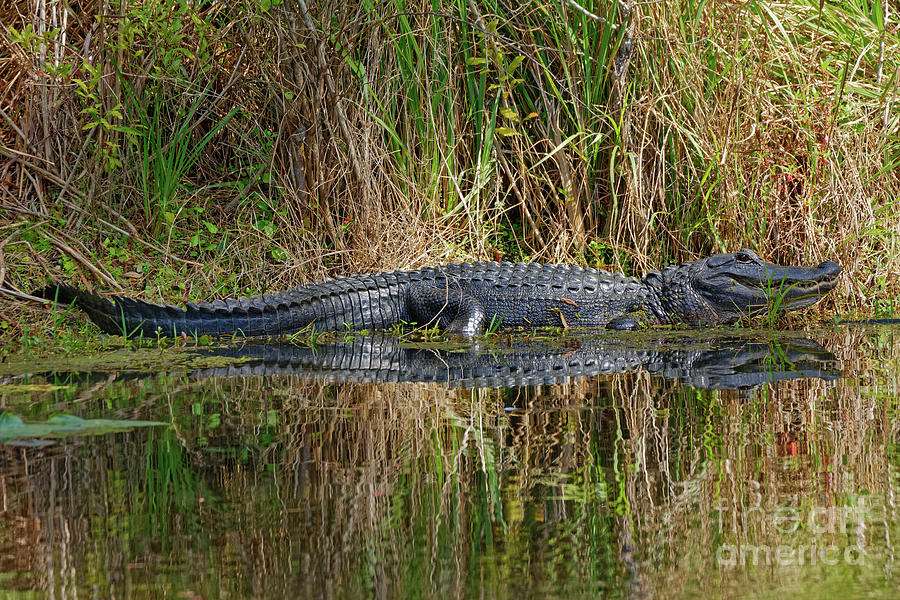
[114,125,143,136]
[0,412,165,446]
[506,55,524,75]
[500,107,519,121]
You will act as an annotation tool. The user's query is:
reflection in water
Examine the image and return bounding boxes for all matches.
[0,327,897,598]
[188,333,842,390]
[42,332,838,390]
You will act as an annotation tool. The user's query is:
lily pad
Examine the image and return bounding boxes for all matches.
[0,412,167,446]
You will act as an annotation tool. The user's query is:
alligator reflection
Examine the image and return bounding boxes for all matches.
[1,328,895,600]
[192,333,841,389]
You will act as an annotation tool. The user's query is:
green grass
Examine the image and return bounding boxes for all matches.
[1,0,898,345]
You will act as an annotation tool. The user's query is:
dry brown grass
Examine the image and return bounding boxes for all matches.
[0,0,897,342]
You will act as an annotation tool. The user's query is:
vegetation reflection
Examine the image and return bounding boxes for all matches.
[0,328,896,598]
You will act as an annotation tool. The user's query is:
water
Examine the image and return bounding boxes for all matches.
[0,327,897,598]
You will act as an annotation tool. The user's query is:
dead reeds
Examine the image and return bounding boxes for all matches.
[0,0,897,341]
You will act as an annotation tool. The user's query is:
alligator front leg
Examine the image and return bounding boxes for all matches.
[605,309,657,331]
[407,284,487,337]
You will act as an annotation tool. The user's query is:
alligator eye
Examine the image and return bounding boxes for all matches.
[735,252,752,263]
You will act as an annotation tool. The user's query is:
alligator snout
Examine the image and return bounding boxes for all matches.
[818,261,841,278]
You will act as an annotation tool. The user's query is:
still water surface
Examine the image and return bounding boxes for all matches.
[0,327,897,598]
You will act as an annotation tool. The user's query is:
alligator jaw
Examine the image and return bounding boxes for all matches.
[692,251,841,324]
[736,261,841,313]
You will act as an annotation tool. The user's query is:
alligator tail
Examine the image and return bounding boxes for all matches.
[35,284,316,338]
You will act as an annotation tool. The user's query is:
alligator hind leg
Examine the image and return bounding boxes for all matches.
[407,284,487,337]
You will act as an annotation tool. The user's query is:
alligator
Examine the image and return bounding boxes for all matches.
[35,249,841,338]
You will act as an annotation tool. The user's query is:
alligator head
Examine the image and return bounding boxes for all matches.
[648,249,841,326]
